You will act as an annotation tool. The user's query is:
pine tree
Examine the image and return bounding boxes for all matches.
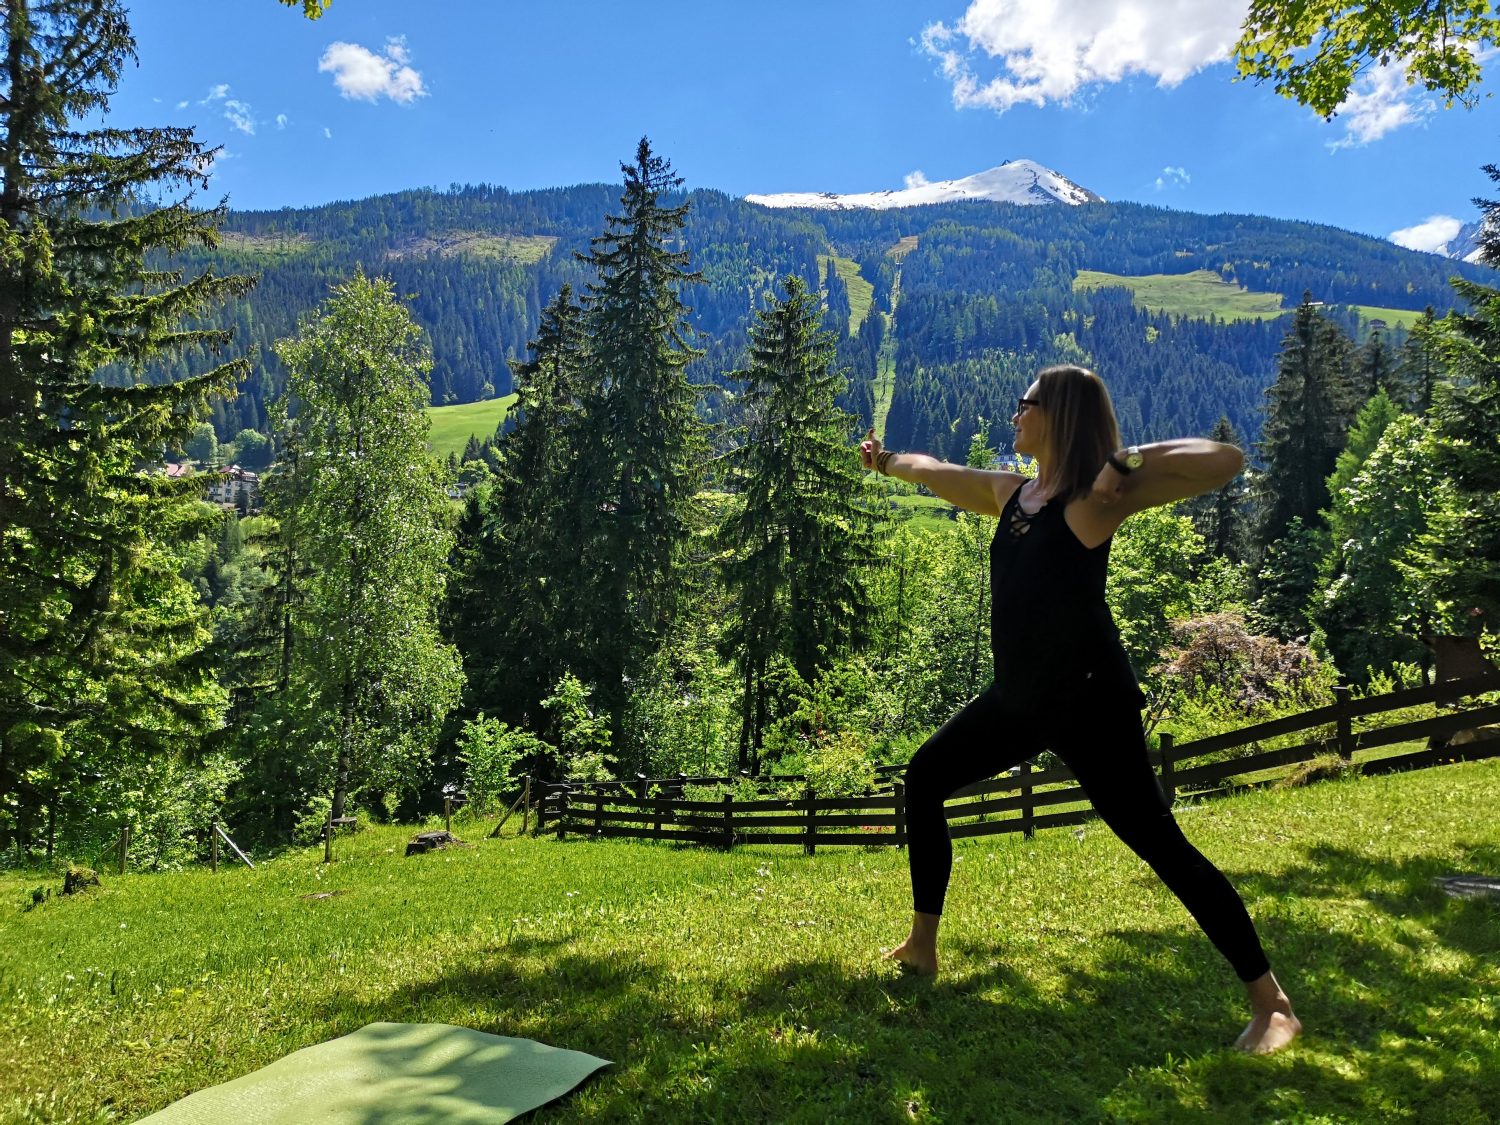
[273,272,463,822]
[1397,306,1446,413]
[1254,293,1357,554]
[717,276,878,770]
[573,140,707,763]
[1187,415,1248,561]
[452,286,589,736]
[1356,323,1396,400]
[0,0,254,848]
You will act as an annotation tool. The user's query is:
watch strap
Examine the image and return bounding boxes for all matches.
[1107,452,1133,476]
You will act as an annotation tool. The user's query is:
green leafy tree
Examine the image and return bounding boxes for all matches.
[717,275,878,770]
[1413,274,1500,635]
[573,139,708,764]
[1251,516,1324,641]
[273,272,463,822]
[1235,1,1500,116]
[1317,408,1438,683]
[0,0,253,849]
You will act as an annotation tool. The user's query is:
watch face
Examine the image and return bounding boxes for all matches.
[1126,450,1144,470]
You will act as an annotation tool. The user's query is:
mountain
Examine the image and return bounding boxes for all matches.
[1448,220,1486,264]
[147,172,1494,465]
[744,159,1102,210]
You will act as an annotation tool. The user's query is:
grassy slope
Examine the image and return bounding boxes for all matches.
[1075,270,1428,332]
[817,254,875,335]
[3,759,1496,1123]
[1074,269,1287,321]
[425,396,517,460]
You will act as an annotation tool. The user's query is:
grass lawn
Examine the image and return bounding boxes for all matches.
[426,396,517,461]
[3,759,1497,1123]
[1344,304,1426,332]
[1074,269,1287,322]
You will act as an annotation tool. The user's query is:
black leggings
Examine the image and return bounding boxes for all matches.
[904,683,1271,983]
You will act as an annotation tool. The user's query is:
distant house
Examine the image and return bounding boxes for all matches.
[208,464,261,511]
[163,461,192,480]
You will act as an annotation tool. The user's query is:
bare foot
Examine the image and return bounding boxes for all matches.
[1236,971,1301,1054]
[883,939,938,976]
[1234,1009,1302,1054]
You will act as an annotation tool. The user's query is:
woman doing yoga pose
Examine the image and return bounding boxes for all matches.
[859,364,1300,1055]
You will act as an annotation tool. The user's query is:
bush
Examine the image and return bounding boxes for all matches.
[458,714,552,814]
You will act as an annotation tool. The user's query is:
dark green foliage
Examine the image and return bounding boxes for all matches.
[0,0,253,849]
[1187,415,1250,561]
[1397,306,1447,413]
[1252,518,1324,641]
[717,276,879,770]
[1254,294,1359,552]
[451,286,590,737]
[571,140,709,764]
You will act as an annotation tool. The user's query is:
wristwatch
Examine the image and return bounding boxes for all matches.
[1108,446,1144,475]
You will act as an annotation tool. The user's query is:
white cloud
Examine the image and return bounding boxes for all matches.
[1327,63,1433,149]
[1389,214,1463,254]
[176,100,189,109]
[1155,165,1190,190]
[200,84,256,135]
[276,113,289,129]
[904,170,930,189]
[920,0,1247,113]
[318,36,426,103]
[324,127,333,139]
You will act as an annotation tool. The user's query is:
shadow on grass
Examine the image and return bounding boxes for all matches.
[292,841,1498,1124]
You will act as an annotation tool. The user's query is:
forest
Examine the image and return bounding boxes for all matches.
[3,1,1498,871]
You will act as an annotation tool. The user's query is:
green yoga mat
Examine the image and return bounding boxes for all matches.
[139,1022,611,1124]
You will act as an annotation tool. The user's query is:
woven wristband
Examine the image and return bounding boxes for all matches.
[876,449,894,475]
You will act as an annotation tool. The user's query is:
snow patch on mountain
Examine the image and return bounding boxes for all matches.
[745,159,1102,211]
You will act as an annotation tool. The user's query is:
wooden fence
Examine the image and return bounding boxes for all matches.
[536,672,1500,851]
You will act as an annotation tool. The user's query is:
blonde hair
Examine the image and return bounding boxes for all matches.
[1033,365,1124,501]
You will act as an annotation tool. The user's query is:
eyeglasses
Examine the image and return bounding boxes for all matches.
[1016,397,1042,415]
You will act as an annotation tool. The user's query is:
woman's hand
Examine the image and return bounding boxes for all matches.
[859,427,883,472]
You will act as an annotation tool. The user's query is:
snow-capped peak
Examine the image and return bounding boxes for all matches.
[744,160,1103,211]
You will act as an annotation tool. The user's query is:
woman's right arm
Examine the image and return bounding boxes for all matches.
[860,430,1023,517]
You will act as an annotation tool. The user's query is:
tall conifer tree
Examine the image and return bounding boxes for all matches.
[1254,293,1357,553]
[574,140,707,760]
[718,276,877,770]
[452,286,589,734]
[0,1,254,846]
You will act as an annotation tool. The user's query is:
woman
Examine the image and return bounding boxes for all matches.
[859,364,1300,1055]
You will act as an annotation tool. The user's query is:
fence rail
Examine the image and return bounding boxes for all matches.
[538,672,1500,850]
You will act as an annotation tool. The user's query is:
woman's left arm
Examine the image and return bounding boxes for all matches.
[1094,439,1245,514]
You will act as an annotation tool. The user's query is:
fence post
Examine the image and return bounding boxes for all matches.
[1020,759,1035,840]
[210,819,220,874]
[1334,685,1354,761]
[893,781,907,850]
[557,786,569,840]
[722,792,734,851]
[521,776,531,835]
[803,786,816,856]
[323,806,334,864]
[1159,733,1176,805]
[444,796,453,834]
[594,790,605,837]
[117,823,130,875]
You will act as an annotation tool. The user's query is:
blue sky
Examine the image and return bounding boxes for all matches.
[113,0,1500,253]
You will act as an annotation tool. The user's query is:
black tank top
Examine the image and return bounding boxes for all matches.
[989,487,1143,707]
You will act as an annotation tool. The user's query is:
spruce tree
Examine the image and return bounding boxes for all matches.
[1397,306,1446,413]
[717,276,878,770]
[452,286,589,735]
[0,1,254,847]
[1254,293,1357,553]
[574,139,707,762]
[1187,415,1248,562]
